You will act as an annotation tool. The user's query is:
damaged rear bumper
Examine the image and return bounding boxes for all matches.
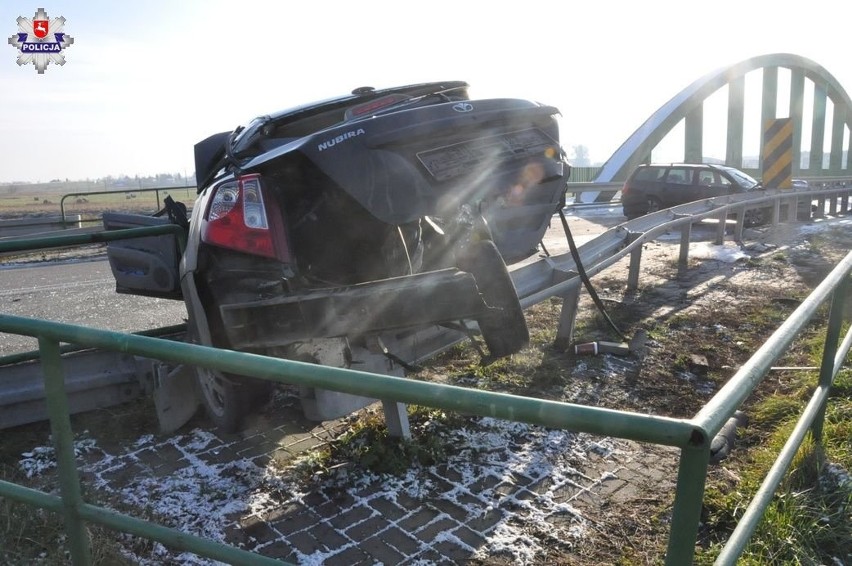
[219,269,487,349]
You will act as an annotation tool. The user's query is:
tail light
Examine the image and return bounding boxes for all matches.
[201,174,291,262]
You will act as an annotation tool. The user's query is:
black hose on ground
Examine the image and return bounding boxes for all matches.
[557,207,628,343]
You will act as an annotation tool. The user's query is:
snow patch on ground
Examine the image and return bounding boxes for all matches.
[19,418,622,564]
[688,242,748,263]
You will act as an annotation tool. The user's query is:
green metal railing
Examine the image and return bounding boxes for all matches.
[1,227,851,564]
[0,223,187,255]
[59,185,196,226]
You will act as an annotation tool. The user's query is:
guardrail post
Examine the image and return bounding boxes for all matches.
[675,215,692,277]
[771,197,781,225]
[554,280,581,350]
[59,194,70,227]
[814,196,826,219]
[627,232,642,291]
[733,208,746,244]
[785,197,796,222]
[840,192,850,215]
[828,195,838,216]
[39,337,92,565]
[665,442,710,565]
[382,400,411,439]
[715,209,727,245]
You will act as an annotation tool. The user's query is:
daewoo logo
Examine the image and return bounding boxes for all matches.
[452,102,473,113]
[317,128,366,151]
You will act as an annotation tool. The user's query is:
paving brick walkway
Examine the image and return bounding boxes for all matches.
[41,393,680,565]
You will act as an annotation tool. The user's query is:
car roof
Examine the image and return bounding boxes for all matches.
[639,163,731,169]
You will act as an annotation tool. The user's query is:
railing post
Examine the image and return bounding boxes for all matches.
[814,196,825,219]
[40,337,92,564]
[553,280,581,350]
[828,195,838,216]
[627,232,642,291]
[665,441,711,566]
[771,197,781,225]
[715,209,727,245]
[812,277,849,440]
[785,197,796,222]
[733,207,745,244]
[59,194,69,227]
[382,400,411,439]
[676,215,692,277]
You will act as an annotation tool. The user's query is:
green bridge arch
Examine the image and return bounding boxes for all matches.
[595,53,852,183]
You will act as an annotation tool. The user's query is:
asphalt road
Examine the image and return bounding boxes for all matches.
[0,256,187,356]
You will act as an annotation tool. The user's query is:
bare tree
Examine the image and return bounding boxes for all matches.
[572,145,591,167]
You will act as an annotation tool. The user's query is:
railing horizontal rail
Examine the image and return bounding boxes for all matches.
[695,250,852,436]
[714,383,832,565]
[0,478,293,566]
[59,185,196,225]
[0,313,699,447]
[0,223,187,254]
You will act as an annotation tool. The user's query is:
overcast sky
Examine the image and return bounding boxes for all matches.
[1,0,850,183]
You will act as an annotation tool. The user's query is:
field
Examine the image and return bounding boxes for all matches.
[0,182,196,221]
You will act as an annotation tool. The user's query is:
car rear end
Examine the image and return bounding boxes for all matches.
[242,91,569,265]
[183,83,569,356]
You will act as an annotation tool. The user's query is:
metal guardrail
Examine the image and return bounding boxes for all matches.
[59,185,196,226]
[1,185,851,563]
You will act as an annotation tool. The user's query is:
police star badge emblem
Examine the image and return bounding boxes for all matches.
[8,7,74,74]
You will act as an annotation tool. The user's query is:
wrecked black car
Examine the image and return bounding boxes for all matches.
[104,81,569,431]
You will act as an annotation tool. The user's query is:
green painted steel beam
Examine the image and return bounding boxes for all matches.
[0,323,187,367]
[829,103,847,173]
[0,478,64,511]
[695,249,852,437]
[714,384,832,565]
[685,104,703,163]
[0,313,698,448]
[810,82,828,171]
[0,477,292,565]
[726,75,745,168]
[666,443,711,565]
[0,224,186,254]
[41,337,92,564]
[78,503,293,566]
[760,66,779,170]
[789,68,805,175]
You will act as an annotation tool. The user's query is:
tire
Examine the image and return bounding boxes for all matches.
[457,240,529,358]
[743,206,768,227]
[646,197,663,214]
[194,366,252,433]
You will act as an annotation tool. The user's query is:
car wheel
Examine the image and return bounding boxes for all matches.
[457,239,529,358]
[646,197,663,214]
[743,206,767,227]
[194,366,252,433]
